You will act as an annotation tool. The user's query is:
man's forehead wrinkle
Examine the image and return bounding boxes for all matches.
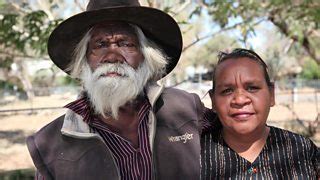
[91,28,138,43]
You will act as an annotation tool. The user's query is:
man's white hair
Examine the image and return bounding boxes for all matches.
[66,24,168,119]
[67,24,168,80]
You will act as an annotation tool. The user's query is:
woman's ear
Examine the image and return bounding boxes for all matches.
[208,89,216,112]
[269,82,275,107]
[208,89,214,98]
[211,106,217,113]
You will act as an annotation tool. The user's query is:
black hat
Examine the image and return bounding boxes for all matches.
[48,0,183,79]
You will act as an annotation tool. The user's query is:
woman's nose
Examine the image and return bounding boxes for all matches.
[231,90,251,107]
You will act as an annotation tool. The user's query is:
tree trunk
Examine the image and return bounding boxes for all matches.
[14,59,34,100]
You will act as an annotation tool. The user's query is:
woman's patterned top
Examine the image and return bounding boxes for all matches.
[201,126,319,180]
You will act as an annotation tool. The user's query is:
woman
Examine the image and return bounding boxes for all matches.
[201,48,319,179]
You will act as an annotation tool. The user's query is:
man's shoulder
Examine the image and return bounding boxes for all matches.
[155,87,204,123]
[26,115,66,171]
[162,87,200,99]
[157,87,202,109]
[33,115,65,136]
[163,87,192,94]
[27,115,66,152]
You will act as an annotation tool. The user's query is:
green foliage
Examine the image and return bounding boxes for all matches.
[0,56,13,68]
[0,80,14,90]
[0,14,20,48]
[0,2,64,99]
[55,76,80,86]
[23,10,50,54]
[0,80,23,91]
[189,6,202,19]
[300,59,320,79]
[0,10,62,56]
[0,168,34,180]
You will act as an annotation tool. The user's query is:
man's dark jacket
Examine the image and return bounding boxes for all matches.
[27,85,204,180]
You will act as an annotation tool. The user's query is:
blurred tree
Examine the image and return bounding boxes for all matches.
[300,59,320,79]
[185,34,240,67]
[146,0,320,82]
[192,0,320,65]
[0,0,85,99]
[256,24,300,81]
[145,0,242,81]
[0,1,62,99]
[1,0,319,95]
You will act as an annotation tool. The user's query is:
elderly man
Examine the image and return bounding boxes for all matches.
[27,0,215,180]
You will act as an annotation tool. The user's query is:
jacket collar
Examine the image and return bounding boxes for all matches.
[61,83,164,138]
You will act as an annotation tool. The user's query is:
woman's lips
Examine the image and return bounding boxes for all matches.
[231,112,254,120]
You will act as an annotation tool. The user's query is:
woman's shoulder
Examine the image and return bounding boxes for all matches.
[268,126,318,149]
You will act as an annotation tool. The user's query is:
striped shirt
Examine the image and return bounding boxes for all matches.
[65,95,153,180]
[201,126,319,180]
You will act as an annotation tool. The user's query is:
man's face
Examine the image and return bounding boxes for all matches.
[81,22,153,119]
[210,57,275,135]
[87,21,144,72]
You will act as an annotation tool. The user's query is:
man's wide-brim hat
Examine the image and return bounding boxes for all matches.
[48,0,182,79]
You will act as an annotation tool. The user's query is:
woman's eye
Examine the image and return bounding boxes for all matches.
[221,88,233,95]
[247,86,259,92]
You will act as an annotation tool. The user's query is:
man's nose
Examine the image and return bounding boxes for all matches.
[231,90,251,107]
[100,46,125,64]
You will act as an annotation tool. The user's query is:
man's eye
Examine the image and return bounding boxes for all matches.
[95,41,107,48]
[119,41,136,47]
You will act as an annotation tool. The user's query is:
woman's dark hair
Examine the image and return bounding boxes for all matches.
[212,48,273,89]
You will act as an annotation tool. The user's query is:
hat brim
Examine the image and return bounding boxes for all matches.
[48,6,182,79]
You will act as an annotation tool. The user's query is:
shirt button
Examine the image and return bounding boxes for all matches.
[248,166,258,174]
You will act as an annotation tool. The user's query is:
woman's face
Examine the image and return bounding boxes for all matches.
[210,57,275,135]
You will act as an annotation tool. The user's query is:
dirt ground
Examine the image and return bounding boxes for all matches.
[0,93,319,172]
[0,95,73,172]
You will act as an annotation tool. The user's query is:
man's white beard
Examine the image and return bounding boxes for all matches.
[81,62,152,119]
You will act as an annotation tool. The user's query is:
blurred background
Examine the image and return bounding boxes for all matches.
[0,0,319,179]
